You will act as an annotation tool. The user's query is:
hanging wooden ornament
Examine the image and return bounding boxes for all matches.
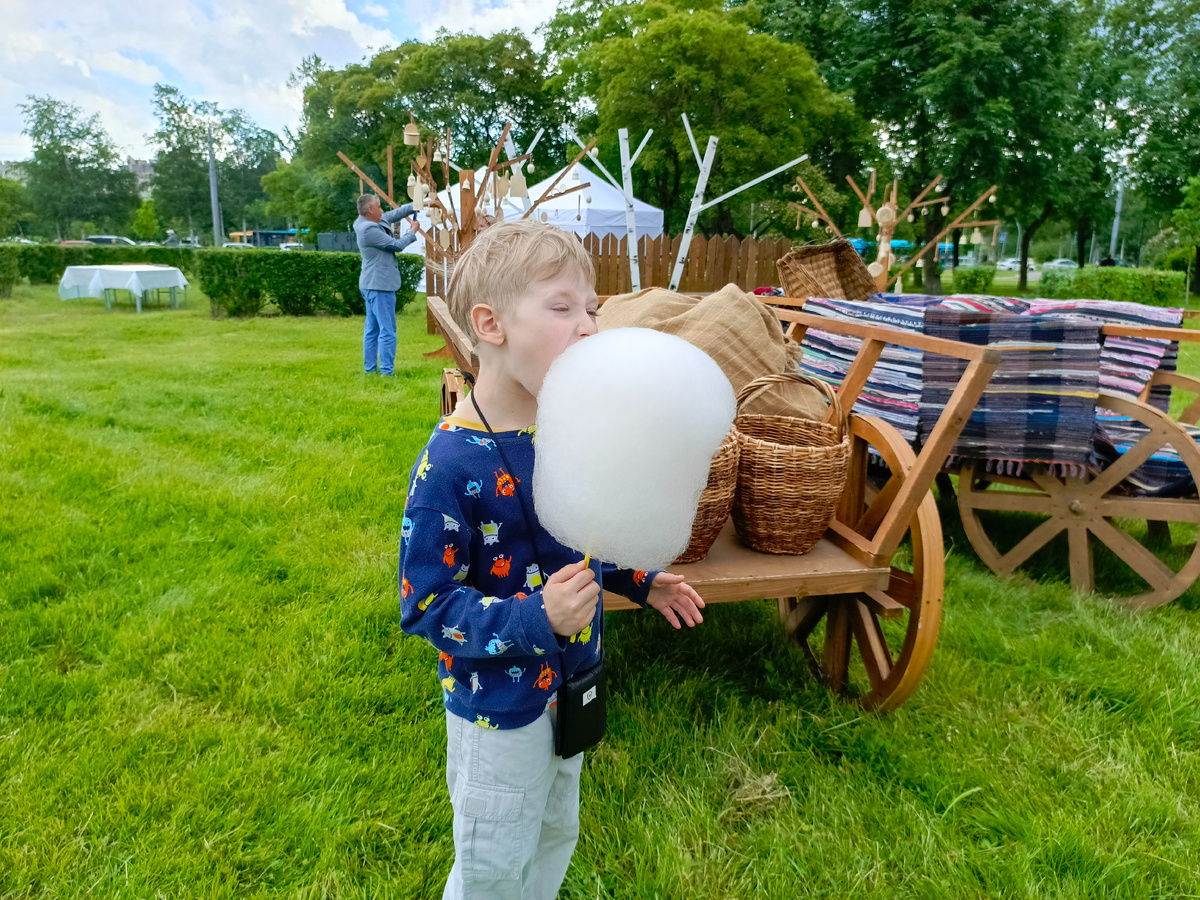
[416,155,428,170]
[403,113,420,147]
[916,257,925,268]
[970,227,982,244]
[935,183,944,192]
[940,204,949,216]
[922,208,929,216]
[497,174,510,197]
[439,230,450,249]
[867,261,884,277]
[433,149,443,163]
[811,219,819,228]
[907,213,915,223]
[858,206,872,228]
[527,162,535,173]
[989,193,997,203]
[509,171,528,199]
[876,206,896,225]
[540,211,549,222]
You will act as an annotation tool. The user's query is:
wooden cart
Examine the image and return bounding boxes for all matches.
[771,293,1200,610]
[426,296,999,712]
[955,320,1200,610]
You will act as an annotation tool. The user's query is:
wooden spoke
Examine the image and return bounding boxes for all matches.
[1088,517,1174,594]
[1067,522,1094,595]
[1087,423,1174,498]
[996,517,1065,574]
[956,487,1053,515]
[1094,497,1200,523]
[821,600,852,694]
[849,599,893,692]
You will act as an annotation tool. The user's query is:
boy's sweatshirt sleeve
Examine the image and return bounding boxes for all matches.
[400,504,564,658]
[601,564,659,609]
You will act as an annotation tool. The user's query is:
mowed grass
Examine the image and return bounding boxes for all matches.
[5,285,1200,898]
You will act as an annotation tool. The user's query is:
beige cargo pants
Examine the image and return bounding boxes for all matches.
[442,709,583,900]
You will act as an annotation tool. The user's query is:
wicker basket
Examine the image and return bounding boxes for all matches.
[776,239,876,302]
[674,430,740,564]
[732,373,850,555]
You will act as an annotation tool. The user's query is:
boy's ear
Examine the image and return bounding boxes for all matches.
[471,304,505,347]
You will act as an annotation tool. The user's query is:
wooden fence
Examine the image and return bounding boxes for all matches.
[584,234,792,295]
[423,233,793,298]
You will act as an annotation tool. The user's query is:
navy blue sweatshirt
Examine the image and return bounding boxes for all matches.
[399,415,656,729]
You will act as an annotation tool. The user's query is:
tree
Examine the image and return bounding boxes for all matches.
[148,85,282,240]
[545,0,867,234]
[18,96,139,240]
[132,200,161,241]
[0,177,33,238]
[1173,175,1200,293]
[746,0,1085,291]
[267,35,567,236]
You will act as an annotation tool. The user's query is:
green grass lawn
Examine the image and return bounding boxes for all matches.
[6,284,1200,898]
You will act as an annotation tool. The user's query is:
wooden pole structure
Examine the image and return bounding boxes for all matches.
[387,145,393,203]
[338,152,397,208]
[792,175,844,239]
[886,184,999,290]
[521,138,596,221]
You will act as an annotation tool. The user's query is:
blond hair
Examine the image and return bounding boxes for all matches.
[447,221,595,339]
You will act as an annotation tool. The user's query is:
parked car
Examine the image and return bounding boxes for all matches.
[59,240,93,246]
[86,235,137,246]
[279,241,304,251]
[996,257,1037,272]
[221,242,256,249]
[2,237,36,244]
[1041,258,1079,270]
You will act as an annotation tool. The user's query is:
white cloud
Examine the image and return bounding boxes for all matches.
[0,0,556,162]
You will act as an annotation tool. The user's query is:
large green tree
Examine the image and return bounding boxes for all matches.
[266,34,567,236]
[746,0,1091,290]
[543,0,868,235]
[149,85,282,241]
[18,96,139,240]
[0,177,33,238]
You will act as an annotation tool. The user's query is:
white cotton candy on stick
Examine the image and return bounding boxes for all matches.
[533,327,736,571]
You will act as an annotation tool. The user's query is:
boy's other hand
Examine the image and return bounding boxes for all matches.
[544,560,600,636]
[647,573,705,629]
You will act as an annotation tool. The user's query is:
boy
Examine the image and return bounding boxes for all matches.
[400,221,706,900]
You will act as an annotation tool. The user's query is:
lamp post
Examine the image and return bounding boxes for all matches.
[207,122,221,248]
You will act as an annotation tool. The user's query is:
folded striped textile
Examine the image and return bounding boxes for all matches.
[1024,299,1189,492]
[798,297,926,442]
[1023,298,1183,409]
[921,307,1102,472]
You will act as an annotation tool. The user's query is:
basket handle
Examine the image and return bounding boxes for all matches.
[735,372,846,438]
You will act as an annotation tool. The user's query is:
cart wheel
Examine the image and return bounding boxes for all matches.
[958,393,1200,609]
[778,415,942,712]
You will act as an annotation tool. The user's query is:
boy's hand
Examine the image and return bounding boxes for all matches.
[647,572,705,629]
[544,560,600,636]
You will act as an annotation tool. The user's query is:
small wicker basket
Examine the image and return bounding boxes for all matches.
[732,373,850,555]
[776,239,876,302]
[674,430,740,564]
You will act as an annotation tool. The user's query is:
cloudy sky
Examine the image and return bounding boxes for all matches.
[0,0,559,161]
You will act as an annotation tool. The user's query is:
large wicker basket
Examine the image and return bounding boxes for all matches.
[732,373,850,555]
[776,239,876,302]
[674,430,740,564]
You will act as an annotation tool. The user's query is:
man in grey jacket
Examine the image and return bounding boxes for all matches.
[354,193,417,375]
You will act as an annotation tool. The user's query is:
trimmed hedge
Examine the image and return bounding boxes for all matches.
[1039,265,1187,306]
[8,243,422,317]
[195,249,422,318]
[951,266,997,294]
[0,245,19,298]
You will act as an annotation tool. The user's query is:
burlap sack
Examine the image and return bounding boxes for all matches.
[598,283,826,419]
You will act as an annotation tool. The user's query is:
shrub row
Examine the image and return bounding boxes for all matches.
[6,243,423,317]
[195,249,423,317]
[0,245,19,298]
[951,266,997,294]
[1040,265,1187,306]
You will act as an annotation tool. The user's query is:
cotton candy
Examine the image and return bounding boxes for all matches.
[533,327,736,570]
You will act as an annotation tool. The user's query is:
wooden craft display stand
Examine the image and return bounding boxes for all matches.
[426,294,999,711]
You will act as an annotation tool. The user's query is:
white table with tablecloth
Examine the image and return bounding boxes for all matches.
[58,265,189,312]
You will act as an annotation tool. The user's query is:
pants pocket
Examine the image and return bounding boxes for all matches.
[452,779,526,882]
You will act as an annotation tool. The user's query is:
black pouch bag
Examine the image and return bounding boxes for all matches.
[555,658,606,758]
